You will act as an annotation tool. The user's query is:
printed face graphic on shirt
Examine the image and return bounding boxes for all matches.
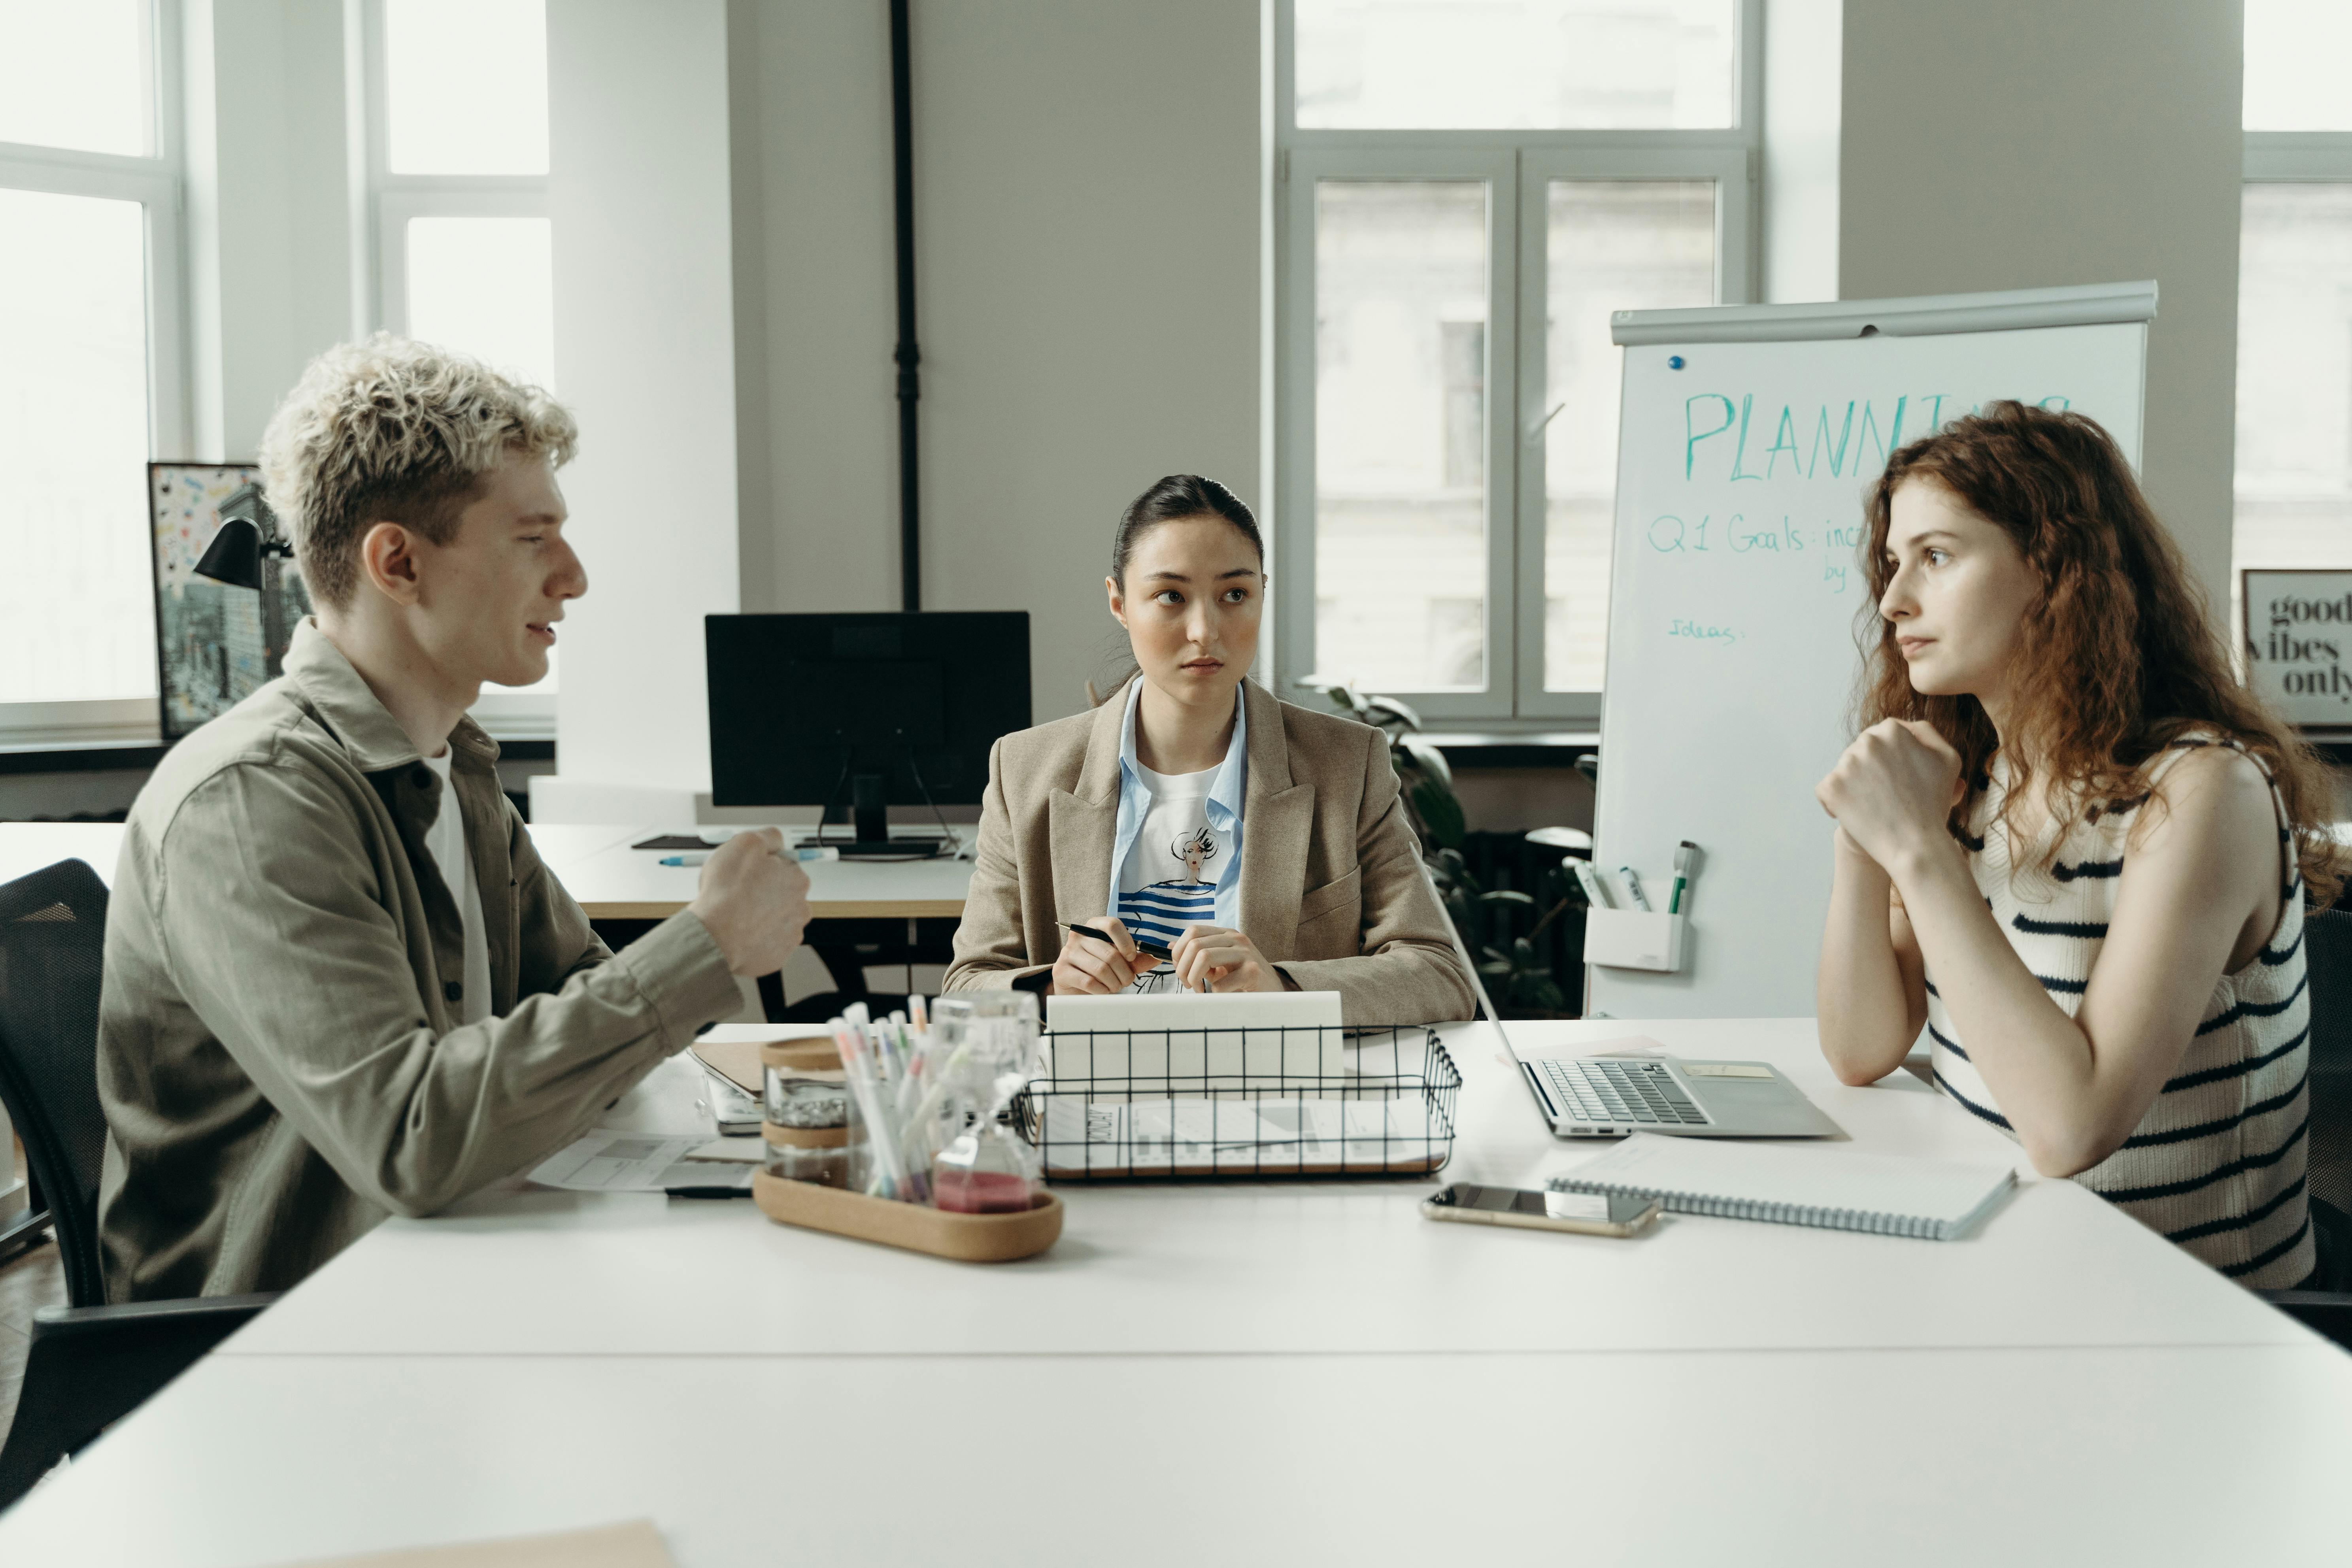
[1172,825,1219,884]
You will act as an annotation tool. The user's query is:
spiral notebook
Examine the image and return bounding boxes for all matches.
[1548,1133,2017,1241]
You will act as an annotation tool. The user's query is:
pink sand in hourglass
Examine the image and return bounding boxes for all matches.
[934,1170,1034,1213]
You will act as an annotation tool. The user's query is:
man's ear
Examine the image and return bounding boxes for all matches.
[358,521,424,607]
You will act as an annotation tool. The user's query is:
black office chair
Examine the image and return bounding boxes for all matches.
[2258,905,2352,1349]
[0,859,275,1510]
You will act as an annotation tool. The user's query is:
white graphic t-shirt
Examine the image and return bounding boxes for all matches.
[1116,760,1231,953]
[420,750,493,1026]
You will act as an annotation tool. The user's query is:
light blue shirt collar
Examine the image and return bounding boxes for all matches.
[1109,678,1247,929]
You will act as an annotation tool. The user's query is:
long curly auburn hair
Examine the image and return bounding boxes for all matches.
[1857,400,2343,908]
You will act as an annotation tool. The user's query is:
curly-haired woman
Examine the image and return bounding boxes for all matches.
[1814,400,2341,1287]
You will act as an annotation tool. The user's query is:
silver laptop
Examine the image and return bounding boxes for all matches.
[1422,859,1841,1140]
[1506,1033,1842,1139]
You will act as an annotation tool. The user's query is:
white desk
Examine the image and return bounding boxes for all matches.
[222,1020,2302,1360]
[0,1016,2339,1564]
[0,821,972,922]
[4,1343,2347,1566]
[559,828,975,920]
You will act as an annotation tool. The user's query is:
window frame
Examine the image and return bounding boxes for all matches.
[1273,0,1761,727]
[0,0,191,747]
[358,0,555,740]
[2236,129,2352,661]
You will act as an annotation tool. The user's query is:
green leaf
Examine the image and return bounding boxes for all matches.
[1398,734,1453,791]
[1365,694,1424,732]
[1479,889,1536,907]
[1411,777,1465,851]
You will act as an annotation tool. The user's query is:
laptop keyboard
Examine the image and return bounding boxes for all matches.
[1540,1059,1712,1126]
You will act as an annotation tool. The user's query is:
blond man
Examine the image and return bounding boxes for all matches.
[96,336,808,1299]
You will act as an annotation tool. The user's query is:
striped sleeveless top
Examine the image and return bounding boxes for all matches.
[1924,735,2313,1288]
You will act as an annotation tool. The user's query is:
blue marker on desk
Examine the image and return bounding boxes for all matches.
[660,847,840,867]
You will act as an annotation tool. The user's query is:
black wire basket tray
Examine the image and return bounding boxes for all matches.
[1013,1025,1460,1182]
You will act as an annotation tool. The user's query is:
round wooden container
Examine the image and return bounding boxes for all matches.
[751,1171,1063,1262]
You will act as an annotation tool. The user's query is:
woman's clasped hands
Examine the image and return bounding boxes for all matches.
[1815,717,1965,873]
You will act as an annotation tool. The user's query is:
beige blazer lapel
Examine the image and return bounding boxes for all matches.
[1047,681,1130,921]
[1236,680,1313,958]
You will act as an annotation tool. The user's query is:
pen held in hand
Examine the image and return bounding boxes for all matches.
[1060,921,1173,963]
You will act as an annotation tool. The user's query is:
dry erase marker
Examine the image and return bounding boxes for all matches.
[1669,840,1697,914]
[1571,861,1614,910]
[1618,866,1652,911]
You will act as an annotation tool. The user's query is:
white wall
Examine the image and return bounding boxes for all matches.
[1761,0,1839,304]
[180,0,356,460]
[916,1,1261,722]
[727,0,899,619]
[727,0,1264,728]
[544,0,740,798]
[1838,0,2246,618]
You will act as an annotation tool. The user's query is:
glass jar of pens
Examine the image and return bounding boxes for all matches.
[758,1038,858,1188]
[751,994,1065,1262]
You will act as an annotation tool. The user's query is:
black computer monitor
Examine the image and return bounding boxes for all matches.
[705,612,1031,854]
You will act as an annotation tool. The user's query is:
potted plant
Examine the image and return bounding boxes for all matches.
[1297,678,1583,1017]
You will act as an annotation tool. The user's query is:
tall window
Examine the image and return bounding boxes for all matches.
[364,0,557,726]
[1278,0,1756,723]
[2237,0,2352,616]
[0,0,186,742]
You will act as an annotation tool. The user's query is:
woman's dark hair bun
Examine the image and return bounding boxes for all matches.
[1111,475,1263,584]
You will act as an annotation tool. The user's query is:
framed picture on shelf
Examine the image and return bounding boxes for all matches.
[149,462,313,742]
[2241,568,2352,733]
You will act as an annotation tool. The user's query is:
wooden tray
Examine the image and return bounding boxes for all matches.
[751,1171,1063,1262]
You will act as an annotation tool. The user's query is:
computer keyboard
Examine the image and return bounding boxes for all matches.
[1540,1059,1711,1126]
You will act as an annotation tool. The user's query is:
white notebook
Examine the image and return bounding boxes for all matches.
[1549,1132,2018,1241]
[1043,990,1344,1097]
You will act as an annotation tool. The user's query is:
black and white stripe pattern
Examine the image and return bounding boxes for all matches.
[1924,736,2312,1289]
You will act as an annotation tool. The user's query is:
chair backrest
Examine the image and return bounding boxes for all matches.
[0,858,112,1308]
[2302,907,2352,1219]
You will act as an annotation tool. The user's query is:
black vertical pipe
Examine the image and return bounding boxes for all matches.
[889,0,921,612]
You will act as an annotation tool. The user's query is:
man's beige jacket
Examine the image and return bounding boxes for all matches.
[96,621,742,1300]
[944,677,1475,1025]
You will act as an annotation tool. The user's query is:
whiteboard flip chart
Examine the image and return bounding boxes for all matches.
[1589,283,2154,1018]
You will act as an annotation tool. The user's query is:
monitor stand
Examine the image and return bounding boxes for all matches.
[822,772,947,860]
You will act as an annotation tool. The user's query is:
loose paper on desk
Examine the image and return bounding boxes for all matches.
[1038,1095,1446,1177]
[528,1130,754,1193]
[277,1518,676,1568]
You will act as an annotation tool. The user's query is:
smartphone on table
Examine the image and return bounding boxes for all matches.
[1421,1182,1660,1238]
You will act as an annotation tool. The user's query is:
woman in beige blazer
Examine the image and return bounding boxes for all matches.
[944,476,1475,1025]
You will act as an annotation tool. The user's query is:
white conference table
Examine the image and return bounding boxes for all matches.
[0,821,974,922]
[223,1019,2305,1360]
[3,1017,2346,1565]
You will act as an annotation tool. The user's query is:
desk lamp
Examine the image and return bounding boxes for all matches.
[193,482,297,678]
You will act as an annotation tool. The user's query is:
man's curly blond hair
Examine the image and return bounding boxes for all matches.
[259,334,578,609]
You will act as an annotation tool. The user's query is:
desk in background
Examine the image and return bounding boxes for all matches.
[0,821,974,924]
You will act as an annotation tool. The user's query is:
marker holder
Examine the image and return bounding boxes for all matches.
[1583,908,1688,973]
